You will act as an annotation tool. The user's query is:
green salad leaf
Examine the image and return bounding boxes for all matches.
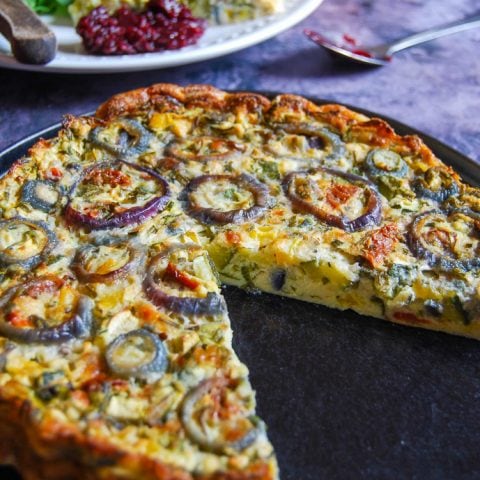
[25,0,73,15]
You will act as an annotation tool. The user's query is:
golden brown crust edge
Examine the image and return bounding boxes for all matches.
[94,83,453,181]
[0,391,273,480]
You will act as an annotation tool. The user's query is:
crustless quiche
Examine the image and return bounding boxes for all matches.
[1,84,480,479]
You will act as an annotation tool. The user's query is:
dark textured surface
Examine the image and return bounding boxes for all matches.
[2,109,480,480]
[227,287,480,480]
[1,0,480,478]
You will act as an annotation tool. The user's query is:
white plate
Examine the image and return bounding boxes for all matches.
[0,0,323,73]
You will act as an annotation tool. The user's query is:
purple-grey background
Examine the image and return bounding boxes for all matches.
[0,0,479,163]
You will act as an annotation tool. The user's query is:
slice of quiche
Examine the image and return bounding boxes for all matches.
[0,93,278,479]
[0,84,479,479]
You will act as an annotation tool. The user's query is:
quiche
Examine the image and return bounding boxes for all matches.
[0,84,479,480]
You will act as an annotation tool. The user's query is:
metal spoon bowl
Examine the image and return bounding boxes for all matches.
[305,14,480,67]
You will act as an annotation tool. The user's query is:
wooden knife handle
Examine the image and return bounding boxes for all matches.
[0,0,57,64]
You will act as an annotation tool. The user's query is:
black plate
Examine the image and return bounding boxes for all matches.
[2,101,480,480]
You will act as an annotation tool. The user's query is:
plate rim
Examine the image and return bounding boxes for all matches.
[1,95,478,187]
[0,0,323,74]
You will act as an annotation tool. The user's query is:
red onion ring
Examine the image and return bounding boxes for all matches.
[184,174,271,225]
[283,168,382,232]
[105,328,168,380]
[143,244,225,316]
[181,377,261,454]
[165,136,245,163]
[0,217,57,270]
[273,123,346,159]
[89,119,153,159]
[65,161,170,230]
[407,209,480,272]
[0,277,93,344]
[72,240,144,284]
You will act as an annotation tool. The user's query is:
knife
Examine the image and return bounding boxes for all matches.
[0,0,57,64]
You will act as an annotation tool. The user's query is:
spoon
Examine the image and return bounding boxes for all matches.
[0,0,56,64]
[305,14,480,66]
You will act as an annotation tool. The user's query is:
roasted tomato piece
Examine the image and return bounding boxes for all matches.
[105,328,168,380]
[22,180,62,213]
[393,311,430,325]
[166,136,245,163]
[413,167,459,202]
[65,161,170,230]
[86,168,131,188]
[72,240,143,284]
[362,224,399,268]
[0,276,93,344]
[144,244,225,316]
[0,217,57,270]
[184,174,271,225]
[325,183,359,208]
[283,168,382,232]
[408,209,480,272]
[90,119,153,159]
[365,148,408,179]
[181,377,263,455]
[164,262,201,290]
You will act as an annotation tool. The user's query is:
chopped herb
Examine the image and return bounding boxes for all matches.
[288,215,314,229]
[198,227,216,240]
[389,264,415,284]
[452,295,470,325]
[224,188,239,201]
[129,185,151,200]
[385,263,416,298]
[241,265,254,287]
[259,160,280,180]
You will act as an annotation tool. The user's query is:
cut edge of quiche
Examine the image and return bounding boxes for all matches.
[1,83,480,480]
